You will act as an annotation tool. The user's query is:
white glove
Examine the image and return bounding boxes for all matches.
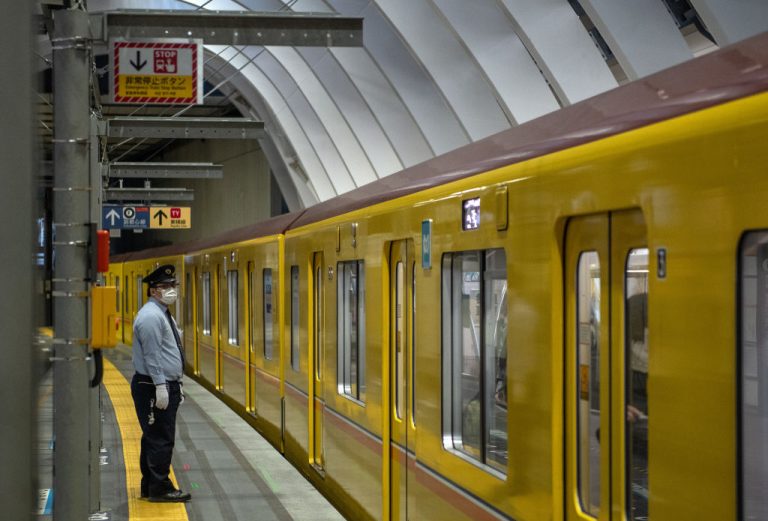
[179,383,185,405]
[155,384,169,410]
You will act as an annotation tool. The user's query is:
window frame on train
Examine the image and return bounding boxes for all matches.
[136,274,143,309]
[290,265,300,371]
[739,231,768,521]
[337,260,366,403]
[263,268,274,360]
[185,272,193,327]
[202,271,212,336]
[441,248,508,475]
[115,276,120,313]
[227,269,239,346]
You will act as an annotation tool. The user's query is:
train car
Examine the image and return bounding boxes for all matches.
[109,33,768,521]
[104,253,127,343]
[182,213,300,448]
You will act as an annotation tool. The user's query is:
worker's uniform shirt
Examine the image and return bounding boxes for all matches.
[132,297,183,384]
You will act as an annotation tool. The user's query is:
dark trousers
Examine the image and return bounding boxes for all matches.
[130,373,182,496]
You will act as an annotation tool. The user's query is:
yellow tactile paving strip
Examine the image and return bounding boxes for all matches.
[103,358,189,521]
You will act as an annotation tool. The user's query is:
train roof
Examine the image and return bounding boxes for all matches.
[111,211,302,262]
[111,32,768,263]
[289,31,768,229]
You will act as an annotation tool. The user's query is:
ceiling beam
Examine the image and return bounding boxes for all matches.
[105,117,265,139]
[104,187,194,202]
[90,10,363,47]
[108,162,223,179]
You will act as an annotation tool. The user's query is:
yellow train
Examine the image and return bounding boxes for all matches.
[107,33,768,521]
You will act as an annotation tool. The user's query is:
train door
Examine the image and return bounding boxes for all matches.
[184,266,199,375]
[310,251,325,472]
[565,210,649,521]
[389,239,415,521]
[199,260,217,383]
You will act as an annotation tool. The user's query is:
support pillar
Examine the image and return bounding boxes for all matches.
[0,0,36,518]
[52,7,93,520]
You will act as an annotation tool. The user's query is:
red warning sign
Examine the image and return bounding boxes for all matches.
[111,40,202,105]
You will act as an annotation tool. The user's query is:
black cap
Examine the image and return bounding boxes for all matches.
[142,264,177,287]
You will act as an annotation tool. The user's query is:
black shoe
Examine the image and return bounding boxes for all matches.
[148,489,191,503]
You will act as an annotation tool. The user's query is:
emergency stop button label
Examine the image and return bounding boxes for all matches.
[111,40,202,104]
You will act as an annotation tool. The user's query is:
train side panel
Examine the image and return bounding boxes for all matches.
[108,85,768,521]
[105,262,124,343]
[282,221,385,521]
[243,237,284,448]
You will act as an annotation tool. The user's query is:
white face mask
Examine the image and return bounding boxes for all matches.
[158,288,178,306]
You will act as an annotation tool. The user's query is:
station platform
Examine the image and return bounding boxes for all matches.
[37,346,345,521]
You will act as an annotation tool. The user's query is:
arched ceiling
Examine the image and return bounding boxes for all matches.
[88,0,768,210]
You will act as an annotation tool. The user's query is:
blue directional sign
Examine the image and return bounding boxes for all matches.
[102,205,150,229]
[421,219,432,269]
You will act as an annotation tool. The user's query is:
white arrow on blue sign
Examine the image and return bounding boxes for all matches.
[102,206,123,229]
[102,205,150,229]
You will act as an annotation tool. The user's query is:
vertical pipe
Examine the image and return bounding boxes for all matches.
[52,8,92,521]
[90,111,103,515]
[0,1,36,519]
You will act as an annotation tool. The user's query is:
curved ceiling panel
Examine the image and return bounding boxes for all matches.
[245,46,355,195]
[375,0,512,141]
[580,0,691,79]
[330,47,433,168]
[88,0,765,209]
[689,0,768,45]
[215,46,337,203]
[211,59,317,209]
[298,47,404,179]
[497,0,617,104]
[431,0,561,124]
[331,0,469,155]
[269,46,377,187]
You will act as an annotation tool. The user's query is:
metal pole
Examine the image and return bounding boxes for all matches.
[90,113,102,515]
[52,7,92,520]
[0,0,36,518]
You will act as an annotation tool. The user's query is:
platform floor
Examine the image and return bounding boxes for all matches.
[36,346,345,521]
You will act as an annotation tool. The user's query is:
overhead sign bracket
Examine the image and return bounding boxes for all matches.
[90,10,364,47]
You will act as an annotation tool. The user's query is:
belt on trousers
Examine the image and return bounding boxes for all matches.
[133,373,181,385]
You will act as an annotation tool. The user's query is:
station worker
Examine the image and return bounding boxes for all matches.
[131,264,191,503]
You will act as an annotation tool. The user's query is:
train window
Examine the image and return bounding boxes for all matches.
[740,232,768,520]
[576,252,601,516]
[227,270,239,346]
[337,260,366,402]
[248,268,254,353]
[441,249,508,472]
[136,275,143,309]
[202,272,211,336]
[185,272,192,326]
[290,265,299,371]
[263,268,274,360]
[626,248,649,520]
[175,276,182,333]
[315,263,322,380]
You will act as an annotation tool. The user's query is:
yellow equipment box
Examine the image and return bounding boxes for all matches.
[91,286,117,349]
